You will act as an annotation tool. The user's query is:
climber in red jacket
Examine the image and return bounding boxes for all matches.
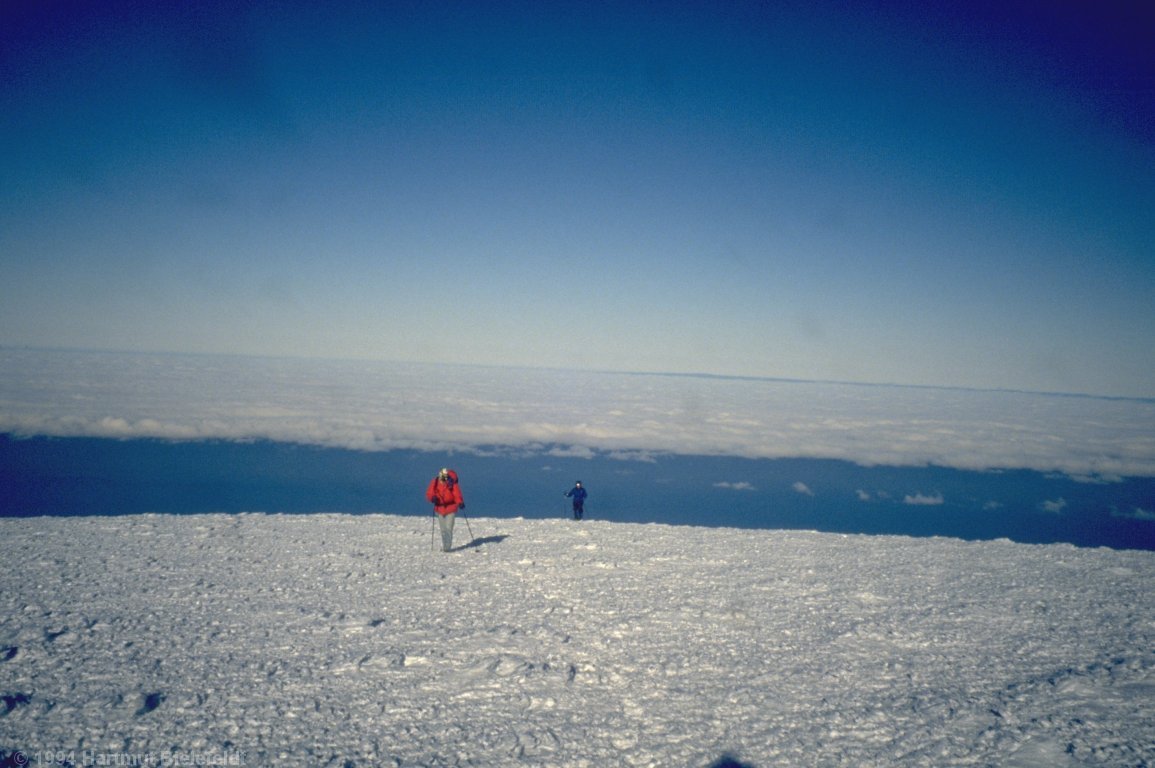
[426,468,465,551]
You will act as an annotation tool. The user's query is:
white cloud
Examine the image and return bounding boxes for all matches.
[3,348,1155,478]
[1067,473,1125,485]
[607,450,658,463]
[904,492,944,506]
[1112,507,1155,522]
[856,490,871,501]
[1040,498,1068,514]
[547,445,596,459]
[793,482,815,496]
[714,481,756,491]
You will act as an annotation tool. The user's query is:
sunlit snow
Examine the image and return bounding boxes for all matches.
[3,513,1153,766]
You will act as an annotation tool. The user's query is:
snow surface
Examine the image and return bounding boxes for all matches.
[3,514,1154,767]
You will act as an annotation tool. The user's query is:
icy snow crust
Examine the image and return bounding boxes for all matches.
[3,514,1154,767]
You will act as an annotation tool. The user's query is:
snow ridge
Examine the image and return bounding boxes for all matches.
[2,514,1153,767]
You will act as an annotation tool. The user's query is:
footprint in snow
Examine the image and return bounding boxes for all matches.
[135,691,164,717]
[1,692,32,716]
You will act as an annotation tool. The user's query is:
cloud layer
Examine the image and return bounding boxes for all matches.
[3,349,1153,477]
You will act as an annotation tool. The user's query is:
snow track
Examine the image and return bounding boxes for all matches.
[2,514,1153,767]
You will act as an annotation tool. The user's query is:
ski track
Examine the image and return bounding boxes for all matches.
[1,514,1153,767]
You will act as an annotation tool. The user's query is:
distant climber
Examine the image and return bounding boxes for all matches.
[565,480,587,520]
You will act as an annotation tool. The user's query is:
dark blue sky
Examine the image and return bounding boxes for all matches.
[3,0,1153,395]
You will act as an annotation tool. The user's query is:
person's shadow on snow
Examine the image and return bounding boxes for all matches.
[455,534,508,551]
[709,756,756,768]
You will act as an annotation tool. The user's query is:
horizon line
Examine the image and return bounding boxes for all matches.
[3,343,1152,404]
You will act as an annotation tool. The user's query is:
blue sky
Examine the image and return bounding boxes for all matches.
[2,0,1153,397]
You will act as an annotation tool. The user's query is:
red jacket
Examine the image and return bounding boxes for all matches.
[426,470,464,516]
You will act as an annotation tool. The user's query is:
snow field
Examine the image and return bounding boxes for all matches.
[2,513,1153,767]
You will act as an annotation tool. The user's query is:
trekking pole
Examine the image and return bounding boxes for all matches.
[460,509,474,544]
[431,510,437,551]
